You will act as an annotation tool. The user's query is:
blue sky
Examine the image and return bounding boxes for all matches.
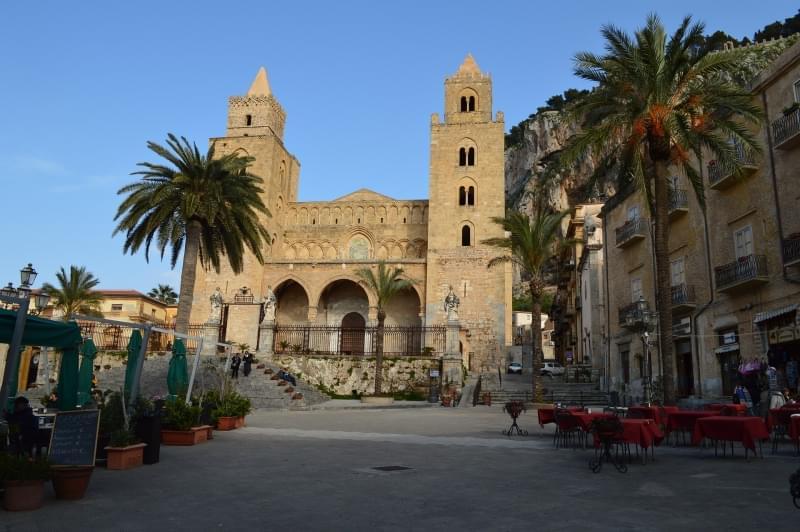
[1,0,796,293]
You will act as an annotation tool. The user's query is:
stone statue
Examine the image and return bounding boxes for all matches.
[263,285,277,322]
[209,287,223,323]
[443,285,460,321]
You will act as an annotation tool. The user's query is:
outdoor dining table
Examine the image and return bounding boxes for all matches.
[538,406,584,427]
[705,403,748,415]
[570,411,613,432]
[691,416,769,458]
[590,418,663,464]
[627,405,679,425]
[664,410,716,444]
[791,415,800,443]
[767,406,800,430]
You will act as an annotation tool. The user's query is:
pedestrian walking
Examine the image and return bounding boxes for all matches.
[242,351,253,377]
[231,353,242,379]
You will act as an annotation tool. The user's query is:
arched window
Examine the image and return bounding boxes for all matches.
[458,186,466,206]
[467,186,475,205]
[459,147,467,166]
[468,96,475,112]
[461,225,472,246]
[460,96,468,112]
[246,114,252,126]
[467,147,475,166]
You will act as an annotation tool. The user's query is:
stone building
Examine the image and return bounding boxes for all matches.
[601,39,800,401]
[188,56,512,372]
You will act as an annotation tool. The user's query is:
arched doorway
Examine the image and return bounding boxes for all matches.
[340,312,366,356]
[274,279,309,325]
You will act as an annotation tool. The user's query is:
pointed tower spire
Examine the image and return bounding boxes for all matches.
[247,67,271,96]
[457,53,481,75]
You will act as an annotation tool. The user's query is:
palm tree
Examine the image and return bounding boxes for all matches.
[355,261,416,396]
[148,284,178,305]
[483,208,570,400]
[41,265,104,319]
[565,15,763,404]
[114,134,271,334]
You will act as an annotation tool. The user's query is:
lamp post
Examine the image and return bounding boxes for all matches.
[635,296,656,405]
[0,263,48,411]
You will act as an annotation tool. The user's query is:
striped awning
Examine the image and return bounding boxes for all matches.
[753,304,798,324]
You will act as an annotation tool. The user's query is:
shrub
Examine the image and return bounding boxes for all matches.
[0,454,51,481]
[109,428,137,447]
[163,400,201,431]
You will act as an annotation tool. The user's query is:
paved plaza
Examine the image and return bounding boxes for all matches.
[4,406,799,531]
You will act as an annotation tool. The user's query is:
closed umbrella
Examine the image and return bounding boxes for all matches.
[124,330,143,399]
[167,338,188,400]
[56,346,79,410]
[76,338,97,405]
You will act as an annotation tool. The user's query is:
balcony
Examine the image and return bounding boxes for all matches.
[668,188,689,220]
[783,235,800,267]
[615,218,647,248]
[714,254,768,293]
[575,296,582,310]
[618,302,644,328]
[670,283,696,314]
[773,108,800,150]
[707,145,758,190]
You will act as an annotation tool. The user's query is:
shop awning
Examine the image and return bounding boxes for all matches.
[753,304,798,324]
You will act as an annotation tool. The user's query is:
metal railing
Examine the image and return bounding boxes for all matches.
[77,321,215,353]
[670,283,695,307]
[668,188,688,213]
[783,235,800,265]
[707,144,757,186]
[615,218,647,246]
[714,254,768,290]
[272,325,447,357]
[618,302,643,327]
[772,108,800,147]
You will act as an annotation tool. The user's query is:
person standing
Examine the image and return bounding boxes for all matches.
[230,353,242,379]
[242,351,253,377]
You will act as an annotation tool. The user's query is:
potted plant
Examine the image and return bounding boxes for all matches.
[160,400,205,445]
[105,429,146,470]
[51,465,94,500]
[0,454,51,511]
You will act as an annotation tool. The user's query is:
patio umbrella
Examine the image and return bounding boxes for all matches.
[56,346,80,410]
[76,338,97,405]
[167,338,188,400]
[124,329,143,399]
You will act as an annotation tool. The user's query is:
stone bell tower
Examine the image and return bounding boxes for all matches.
[425,54,512,372]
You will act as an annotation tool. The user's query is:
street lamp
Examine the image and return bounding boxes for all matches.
[20,263,37,287]
[0,282,17,300]
[635,295,656,405]
[34,290,51,315]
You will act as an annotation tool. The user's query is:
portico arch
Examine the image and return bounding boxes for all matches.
[272,277,311,325]
[315,278,371,326]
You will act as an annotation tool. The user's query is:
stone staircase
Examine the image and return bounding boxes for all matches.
[93,355,328,410]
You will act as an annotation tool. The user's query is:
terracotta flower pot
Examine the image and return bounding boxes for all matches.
[2,480,45,511]
[235,416,245,428]
[277,380,287,386]
[161,427,209,446]
[292,393,304,400]
[256,364,265,369]
[51,466,94,500]
[285,386,294,393]
[265,368,274,374]
[216,416,237,431]
[105,443,146,470]
[270,374,279,380]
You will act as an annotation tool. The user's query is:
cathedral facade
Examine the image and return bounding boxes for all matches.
[189,55,512,371]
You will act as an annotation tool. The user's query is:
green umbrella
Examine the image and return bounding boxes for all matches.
[57,346,80,410]
[76,338,97,405]
[124,330,143,399]
[167,338,188,400]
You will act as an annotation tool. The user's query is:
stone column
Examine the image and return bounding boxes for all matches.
[442,318,464,387]
[258,320,276,359]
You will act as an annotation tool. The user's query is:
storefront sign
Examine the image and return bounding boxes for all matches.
[715,343,740,355]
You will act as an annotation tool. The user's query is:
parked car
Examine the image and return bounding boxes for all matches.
[507,362,523,374]
[541,361,565,377]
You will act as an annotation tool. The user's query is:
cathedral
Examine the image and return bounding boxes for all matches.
[189,55,512,371]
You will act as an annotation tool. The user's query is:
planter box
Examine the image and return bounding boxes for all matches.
[161,426,210,446]
[105,443,146,470]
[3,480,45,511]
[216,416,237,431]
[235,416,245,429]
[51,466,94,500]
[360,396,395,406]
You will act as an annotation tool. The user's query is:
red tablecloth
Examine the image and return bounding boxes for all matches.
[791,416,800,442]
[627,406,679,425]
[570,412,613,432]
[620,419,664,449]
[692,416,769,452]
[665,411,715,434]
[705,403,747,415]
[767,406,800,430]
[537,406,584,427]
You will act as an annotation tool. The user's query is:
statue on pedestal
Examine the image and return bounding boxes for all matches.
[262,285,277,322]
[209,287,224,324]
[443,285,460,321]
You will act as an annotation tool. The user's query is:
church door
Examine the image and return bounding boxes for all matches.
[340,312,366,356]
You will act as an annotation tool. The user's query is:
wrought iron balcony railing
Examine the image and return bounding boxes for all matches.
[772,107,800,148]
[707,144,757,188]
[670,283,696,310]
[668,188,688,216]
[714,254,768,292]
[783,235,800,266]
[615,218,647,248]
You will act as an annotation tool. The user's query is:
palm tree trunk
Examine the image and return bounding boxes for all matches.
[374,311,385,395]
[530,281,543,402]
[175,219,202,335]
[653,161,675,404]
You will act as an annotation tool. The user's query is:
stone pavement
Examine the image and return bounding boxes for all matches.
[4,407,799,531]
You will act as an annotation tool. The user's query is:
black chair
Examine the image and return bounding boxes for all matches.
[554,411,582,450]
[589,416,628,473]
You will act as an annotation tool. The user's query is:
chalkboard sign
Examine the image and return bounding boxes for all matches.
[48,409,100,467]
